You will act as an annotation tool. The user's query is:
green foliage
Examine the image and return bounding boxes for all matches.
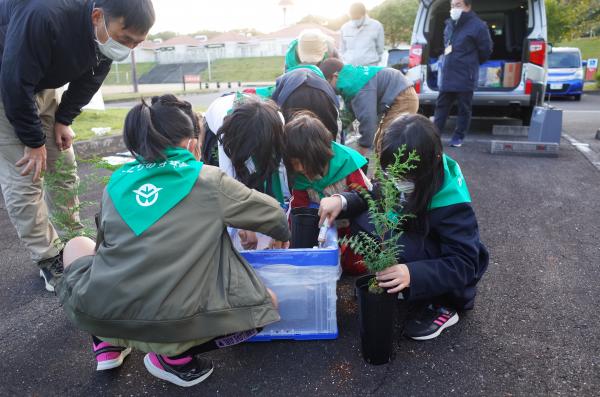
[370,0,419,46]
[342,147,419,294]
[44,155,96,246]
[596,70,600,89]
[558,37,600,60]
[547,0,600,43]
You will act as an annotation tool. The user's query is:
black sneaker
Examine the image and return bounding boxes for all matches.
[404,305,459,341]
[144,352,214,387]
[38,254,64,292]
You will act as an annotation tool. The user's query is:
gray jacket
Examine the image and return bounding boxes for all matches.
[340,16,385,66]
[57,165,290,343]
[350,68,412,147]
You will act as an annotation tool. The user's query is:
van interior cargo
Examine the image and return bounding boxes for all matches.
[424,0,530,91]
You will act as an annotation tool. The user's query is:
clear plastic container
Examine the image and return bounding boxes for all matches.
[240,227,341,341]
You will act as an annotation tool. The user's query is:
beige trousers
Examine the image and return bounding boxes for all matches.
[0,89,82,263]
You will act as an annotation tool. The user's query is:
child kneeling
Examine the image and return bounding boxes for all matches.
[56,95,290,387]
[320,114,489,340]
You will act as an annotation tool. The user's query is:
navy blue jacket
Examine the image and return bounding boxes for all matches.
[439,11,493,92]
[0,0,112,148]
[342,191,489,311]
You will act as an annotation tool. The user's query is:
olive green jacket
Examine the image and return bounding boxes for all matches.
[57,165,290,343]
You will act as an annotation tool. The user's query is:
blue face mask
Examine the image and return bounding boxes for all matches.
[95,15,131,62]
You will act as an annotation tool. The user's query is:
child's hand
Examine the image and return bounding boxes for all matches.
[239,230,258,250]
[319,196,343,226]
[269,240,290,249]
[376,264,410,294]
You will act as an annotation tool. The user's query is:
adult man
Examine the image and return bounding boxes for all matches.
[340,2,384,66]
[434,0,492,147]
[0,0,155,291]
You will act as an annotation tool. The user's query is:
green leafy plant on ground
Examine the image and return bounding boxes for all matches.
[343,147,420,294]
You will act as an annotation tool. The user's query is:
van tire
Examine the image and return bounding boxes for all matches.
[574,94,582,101]
[520,106,534,126]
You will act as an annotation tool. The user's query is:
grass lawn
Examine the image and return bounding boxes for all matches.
[72,106,207,142]
[557,37,600,60]
[200,56,285,82]
[103,62,156,85]
[72,108,128,141]
[103,88,215,102]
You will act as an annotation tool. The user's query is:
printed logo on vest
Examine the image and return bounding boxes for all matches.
[133,183,163,207]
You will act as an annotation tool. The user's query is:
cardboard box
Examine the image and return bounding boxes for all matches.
[503,62,522,88]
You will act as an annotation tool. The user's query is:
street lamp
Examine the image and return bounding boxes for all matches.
[279,0,294,26]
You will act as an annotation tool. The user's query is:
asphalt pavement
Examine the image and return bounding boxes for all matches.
[1,97,600,396]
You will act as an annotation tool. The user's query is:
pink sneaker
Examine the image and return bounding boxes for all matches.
[93,339,132,371]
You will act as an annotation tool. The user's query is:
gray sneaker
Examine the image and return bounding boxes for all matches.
[38,254,64,292]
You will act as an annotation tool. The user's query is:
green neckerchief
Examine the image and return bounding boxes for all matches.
[293,142,367,198]
[429,154,471,210]
[336,64,383,103]
[285,39,300,70]
[254,85,275,99]
[287,64,326,79]
[108,147,203,235]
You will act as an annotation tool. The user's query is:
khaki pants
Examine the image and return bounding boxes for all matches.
[0,89,82,263]
[373,86,420,154]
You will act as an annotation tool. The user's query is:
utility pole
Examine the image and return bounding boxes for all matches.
[131,50,139,93]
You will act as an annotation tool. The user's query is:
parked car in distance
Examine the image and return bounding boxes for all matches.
[546,47,584,101]
[386,45,411,74]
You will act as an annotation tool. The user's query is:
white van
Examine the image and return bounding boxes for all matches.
[407,0,548,125]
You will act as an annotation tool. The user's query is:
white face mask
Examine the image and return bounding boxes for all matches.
[450,8,463,21]
[95,15,131,61]
[353,17,365,28]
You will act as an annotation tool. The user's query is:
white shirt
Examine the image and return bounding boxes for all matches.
[340,16,385,66]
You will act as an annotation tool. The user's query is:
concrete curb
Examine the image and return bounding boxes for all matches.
[74,134,125,159]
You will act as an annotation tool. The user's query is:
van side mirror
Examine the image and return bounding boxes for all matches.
[582,60,588,68]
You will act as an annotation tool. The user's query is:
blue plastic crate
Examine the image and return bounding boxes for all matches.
[240,228,341,341]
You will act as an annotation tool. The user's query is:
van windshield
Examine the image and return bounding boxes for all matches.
[548,52,581,69]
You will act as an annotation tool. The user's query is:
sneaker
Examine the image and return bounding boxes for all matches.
[144,352,214,387]
[38,254,64,292]
[449,136,463,147]
[93,340,132,371]
[404,305,459,341]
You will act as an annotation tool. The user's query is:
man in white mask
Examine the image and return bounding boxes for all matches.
[434,0,492,147]
[0,0,155,292]
[340,2,385,66]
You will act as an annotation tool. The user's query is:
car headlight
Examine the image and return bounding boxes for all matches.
[575,70,584,80]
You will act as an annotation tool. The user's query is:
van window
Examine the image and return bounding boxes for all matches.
[548,52,581,69]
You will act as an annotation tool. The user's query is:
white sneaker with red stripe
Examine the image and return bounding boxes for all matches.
[404,305,459,341]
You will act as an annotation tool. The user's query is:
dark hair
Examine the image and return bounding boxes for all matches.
[281,85,339,139]
[349,2,367,16]
[123,94,201,162]
[379,114,444,226]
[319,58,344,82]
[96,0,156,33]
[283,111,333,180]
[451,0,472,5]
[217,98,284,191]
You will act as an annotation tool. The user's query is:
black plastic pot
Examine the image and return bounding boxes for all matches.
[356,274,397,365]
[290,207,320,248]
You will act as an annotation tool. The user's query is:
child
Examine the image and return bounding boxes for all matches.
[319,58,419,156]
[217,97,290,250]
[319,114,489,340]
[271,67,340,140]
[282,111,371,275]
[56,95,290,387]
[284,28,339,72]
